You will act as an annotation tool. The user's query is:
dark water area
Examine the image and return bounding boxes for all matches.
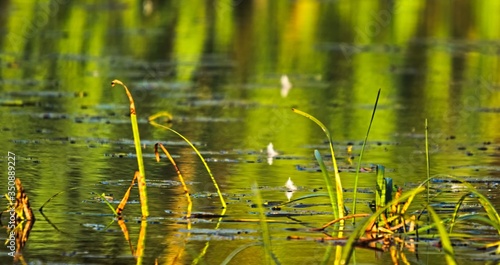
[0,0,499,264]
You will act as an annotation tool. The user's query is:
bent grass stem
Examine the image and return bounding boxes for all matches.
[111,79,149,218]
[149,115,226,209]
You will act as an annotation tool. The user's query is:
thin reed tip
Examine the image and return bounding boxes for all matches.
[111,79,123,87]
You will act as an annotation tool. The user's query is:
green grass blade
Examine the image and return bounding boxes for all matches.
[192,208,227,265]
[220,243,261,265]
[278,193,330,206]
[426,206,457,265]
[425,119,430,215]
[111,79,149,218]
[341,186,425,264]
[425,175,500,234]
[253,183,281,265]
[155,143,193,218]
[375,165,386,223]
[96,193,118,216]
[39,188,78,212]
[315,150,339,219]
[292,108,343,219]
[352,89,380,220]
[449,193,469,233]
[454,214,500,232]
[149,119,226,209]
[320,245,333,265]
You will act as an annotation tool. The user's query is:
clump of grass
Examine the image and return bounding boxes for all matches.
[111,79,149,218]
[341,186,426,264]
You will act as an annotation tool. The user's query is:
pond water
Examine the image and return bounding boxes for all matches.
[1,0,500,264]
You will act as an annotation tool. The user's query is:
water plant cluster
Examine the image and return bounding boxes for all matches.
[4,81,499,265]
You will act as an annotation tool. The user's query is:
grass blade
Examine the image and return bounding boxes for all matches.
[116,171,139,216]
[292,108,343,219]
[426,206,457,265]
[96,193,118,216]
[252,183,281,265]
[220,243,261,265]
[422,175,500,234]
[149,115,226,209]
[111,79,148,218]
[425,119,430,215]
[314,150,339,219]
[136,218,148,265]
[39,187,78,213]
[352,89,380,220]
[155,143,193,217]
[448,192,469,234]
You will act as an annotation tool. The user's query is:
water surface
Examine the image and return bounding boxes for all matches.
[0,1,499,264]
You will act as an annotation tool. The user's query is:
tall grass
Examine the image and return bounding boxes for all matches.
[426,206,457,265]
[253,183,281,265]
[314,149,339,219]
[352,89,380,219]
[425,119,430,209]
[292,108,343,219]
[111,79,149,218]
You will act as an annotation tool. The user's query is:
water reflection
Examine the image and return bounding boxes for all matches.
[0,0,499,264]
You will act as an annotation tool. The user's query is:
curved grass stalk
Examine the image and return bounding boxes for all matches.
[352,89,380,220]
[220,242,261,265]
[418,174,500,234]
[426,206,457,265]
[96,193,118,216]
[149,114,226,209]
[278,193,330,206]
[450,214,500,232]
[292,108,343,219]
[448,192,469,233]
[39,187,78,213]
[191,208,227,265]
[315,150,338,219]
[155,143,193,217]
[111,79,149,218]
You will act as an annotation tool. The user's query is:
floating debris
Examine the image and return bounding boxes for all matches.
[280,74,292,97]
[267,142,279,165]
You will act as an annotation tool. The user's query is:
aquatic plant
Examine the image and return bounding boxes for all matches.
[155,143,193,217]
[292,108,344,220]
[427,206,457,265]
[352,89,380,220]
[149,112,227,209]
[253,183,281,265]
[341,186,426,264]
[111,79,149,218]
